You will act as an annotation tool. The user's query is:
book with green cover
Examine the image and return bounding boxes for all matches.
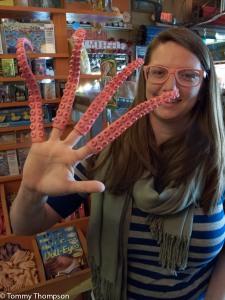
[2,58,15,78]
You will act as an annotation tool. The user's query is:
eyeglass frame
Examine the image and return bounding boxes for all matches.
[143,65,206,87]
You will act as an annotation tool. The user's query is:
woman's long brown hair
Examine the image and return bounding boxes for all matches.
[86,27,225,214]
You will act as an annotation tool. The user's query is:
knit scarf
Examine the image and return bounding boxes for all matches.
[86,166,205,300]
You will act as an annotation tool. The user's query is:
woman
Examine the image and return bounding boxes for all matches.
[11,27,225,300]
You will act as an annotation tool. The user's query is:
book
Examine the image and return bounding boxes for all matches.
[0,150,19,177]
[3,23,56,54]
[36,226,87,280]
[2,58,15,77]
[17,148,30,173]
[0,84,11,103]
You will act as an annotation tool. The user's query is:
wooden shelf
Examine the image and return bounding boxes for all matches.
[0,120,74,132]
[0,174,22,183]
[0,53,69,59]
[0,75,101,83]
[0,99,61,108]
[0,5,123,23]
[0,142,32,151]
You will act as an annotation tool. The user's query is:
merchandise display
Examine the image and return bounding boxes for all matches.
[0,84,11,103]
[2,59,15,77]
[42,81,56,100]
[18,148,30,173]
[0,105,51,128]
[14,83,27,102]
[36,227,87,280]
[2,23,56,54]
[34,58,47,76]
[0,150,19,177]
[0,132,16,145]
[0,244,40,292]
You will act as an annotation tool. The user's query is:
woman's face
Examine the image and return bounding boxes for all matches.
[146,41,204,123]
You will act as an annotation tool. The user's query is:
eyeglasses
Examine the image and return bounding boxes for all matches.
[143,65,206,87]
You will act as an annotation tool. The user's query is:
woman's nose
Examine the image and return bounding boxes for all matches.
[162,73,178,91]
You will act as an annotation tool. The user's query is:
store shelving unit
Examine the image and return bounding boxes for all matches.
[0,2,123,298]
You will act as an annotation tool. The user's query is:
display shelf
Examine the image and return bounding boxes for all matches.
[0,75,101,83]
[0,99,62,108]
[0,142,32,151]
[0,53,69,59]
[0,120,75,133]
[0,174,22,183]
[69,24,134,31]
[0,5,123,23]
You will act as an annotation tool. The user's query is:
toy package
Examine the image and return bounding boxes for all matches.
[19,129,31,143]
[36,226,87,280]
[0,150,19,177]
[18,147,30,173]
[31,0,61,8]
[2,58,15,77]
[42,82,56,100]
[3,23,56,54]
[34,58,47,76]
[0,105,51,128]
[59,81,66,98]
[100,57,118,109]
[0,132,17,145]
[0,84,11,103]
[14,83,27,102]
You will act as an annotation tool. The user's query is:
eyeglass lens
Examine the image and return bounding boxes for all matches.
[146,66,201,86]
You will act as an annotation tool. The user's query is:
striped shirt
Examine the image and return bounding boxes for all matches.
[47,161,225,299]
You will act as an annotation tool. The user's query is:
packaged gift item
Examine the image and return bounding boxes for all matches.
[0,150,19,177]
[18,147,30,173]
[59,81,66,98]
[42,81,56,100]
[36,227,87,280]
[20,129,31,143]
[3,23,56,54]
[0,131,17,145]
[14,83,27,102]
[100,57,118,109]
[34,58,47,76]
[0,83,11,103]
[2,58,15,77]
[31,0,61,8]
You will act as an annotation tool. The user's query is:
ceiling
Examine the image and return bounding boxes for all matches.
[192,0,221,9]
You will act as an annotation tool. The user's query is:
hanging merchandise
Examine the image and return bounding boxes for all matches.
[100,57,117,109]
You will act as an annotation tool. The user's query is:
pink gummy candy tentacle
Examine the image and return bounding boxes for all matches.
[53,27,86,131]
[16,38,45,143]
[74,58,144,136]
[87,90,180,153]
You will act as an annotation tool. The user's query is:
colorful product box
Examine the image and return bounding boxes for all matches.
[18,147,30,173]
[0,105,51,128]
[0,150,19,177]
[2,58,15,77]
[0,132,17,145]
[14,83,27,102]
[34,58,47,76]
[0,84,11,103]
[42,82,56,100]
[3,23,56,54]
[36,226,87,279]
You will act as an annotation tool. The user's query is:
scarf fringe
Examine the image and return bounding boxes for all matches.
[88,255,115,300]
[146,214,189,276]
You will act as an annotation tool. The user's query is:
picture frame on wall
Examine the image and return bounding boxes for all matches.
[131,0,155,13]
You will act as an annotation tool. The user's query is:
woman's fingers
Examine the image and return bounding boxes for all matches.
[75,144,93,161]
[67,179,105,195]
